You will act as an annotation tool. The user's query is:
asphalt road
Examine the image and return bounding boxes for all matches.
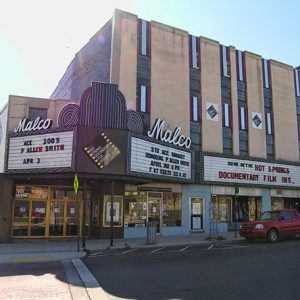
[83,239,300,300]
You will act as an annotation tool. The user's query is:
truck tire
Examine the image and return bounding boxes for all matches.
[268,229,278,242]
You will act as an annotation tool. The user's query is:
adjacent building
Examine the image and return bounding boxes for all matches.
[1,9,300,241]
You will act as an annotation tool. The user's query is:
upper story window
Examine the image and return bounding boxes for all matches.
[191,96,200,122]
[236,50,245,82]
[189,35,199,69]
[220,45,230,77]
[138,19,150,56]
[262,58,271,89]
[28,107,47,122]
[266,112,273,135]
[239,106,248,130]
[223,103,231,127]
[294,68,300,97]
[137,84,150,113]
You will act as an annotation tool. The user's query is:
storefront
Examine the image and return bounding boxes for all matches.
[3,82,193,240]
[12,185,91,238]
[204,155,300,230]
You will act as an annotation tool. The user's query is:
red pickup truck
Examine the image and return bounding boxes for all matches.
[239,209,300,242]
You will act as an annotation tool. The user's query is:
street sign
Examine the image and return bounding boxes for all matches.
[74,174,79,194]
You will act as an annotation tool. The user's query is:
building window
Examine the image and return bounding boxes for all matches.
[28,107,47,122]
[162,193,182,226]
[239,106,247,130]
[221,45,230,77]
[124,192,147,227]
[266,112,273,135]
[236,50,244,82]
[103,195,123,227]
[191,96,200,122]
[189,35,199,69]
[294,68,300,97]
[262,58,270,89]
[223,103,231,127]
[137,84,150,113]
[124,192,182,228]
[138,19,150,56]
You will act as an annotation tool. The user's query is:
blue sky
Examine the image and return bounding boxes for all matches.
[0,0,299,110]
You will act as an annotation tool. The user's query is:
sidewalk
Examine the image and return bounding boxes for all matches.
[0,231,243,263]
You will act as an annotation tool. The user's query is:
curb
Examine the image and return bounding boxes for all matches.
[84,237,244,254]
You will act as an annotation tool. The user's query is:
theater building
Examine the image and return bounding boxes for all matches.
[1,9,300,241]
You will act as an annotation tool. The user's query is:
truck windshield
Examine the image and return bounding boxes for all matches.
[258,211,280,220]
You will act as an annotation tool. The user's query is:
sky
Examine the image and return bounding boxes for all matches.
[1,0,299,110]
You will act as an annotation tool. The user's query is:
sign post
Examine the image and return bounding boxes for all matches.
[74,174,80,252]
[234,183,239,238]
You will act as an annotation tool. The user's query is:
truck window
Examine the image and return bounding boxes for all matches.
[293,210,299,219]
[280,211,292,220]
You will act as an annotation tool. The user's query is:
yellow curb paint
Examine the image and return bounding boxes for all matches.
[13,257,50,262]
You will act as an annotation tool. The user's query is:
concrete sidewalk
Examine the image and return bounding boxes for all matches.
[0,231,243,263]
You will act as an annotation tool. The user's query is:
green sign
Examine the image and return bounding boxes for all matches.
[74,174,79,194]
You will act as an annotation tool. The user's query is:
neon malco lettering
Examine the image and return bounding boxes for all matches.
[14,117,53,133]
[148,118,191,149]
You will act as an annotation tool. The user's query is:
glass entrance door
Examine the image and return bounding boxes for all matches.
[30,200,47,236]
[49,201,64,236]
[147,192,162,233]
[190,198,204,231]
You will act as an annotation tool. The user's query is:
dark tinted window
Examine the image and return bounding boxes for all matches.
[281,211,292,220]
[293,210,299,219]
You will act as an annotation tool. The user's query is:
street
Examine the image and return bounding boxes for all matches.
[83,239,300,300]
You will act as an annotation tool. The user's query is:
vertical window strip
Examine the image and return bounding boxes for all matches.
[192,96,199,121]
[263,59,269,88]
[237,50,244,81]
[191,36,198,69]
[224,103,230,127]
[295,69,300,97]
[222,45,228,77]
[140,85,147,112]
[266,112,272,134]
[240,106,246,130]
[141,20,147,56]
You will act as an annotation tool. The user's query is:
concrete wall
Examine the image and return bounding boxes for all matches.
[200,37,223,153]
[110,10,137,109]
[150,21,190,136]
[245,51,266,159]
[7,96,76,132]
[51,20,112,100]
[270,60,299,162]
